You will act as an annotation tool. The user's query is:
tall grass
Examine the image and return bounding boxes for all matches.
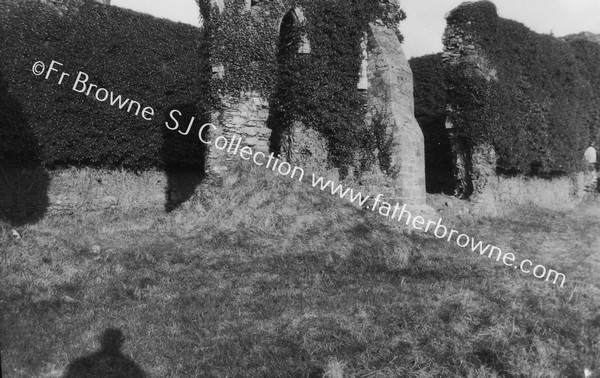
[488,175,579,213]
[49,167,168,212]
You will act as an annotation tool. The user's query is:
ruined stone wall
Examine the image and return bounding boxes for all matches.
[363,22,426,206]
[279,121,329,173]
[562,32,600,45]
[441,1,600,202]
[206,91,271,174]
[204,17,428,208]
[442,10,498,199]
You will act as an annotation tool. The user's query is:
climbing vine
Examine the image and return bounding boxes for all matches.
[444,1,600,175]
[202,0,406,169]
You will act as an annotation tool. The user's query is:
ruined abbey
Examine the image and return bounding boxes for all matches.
[194,0,428,207]
[2,0,599,222]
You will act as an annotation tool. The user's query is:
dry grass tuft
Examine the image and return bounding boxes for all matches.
[323,358,346,378]
[490,175,579,213]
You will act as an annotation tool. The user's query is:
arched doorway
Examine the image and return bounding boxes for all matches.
[267,7,311,161]
[279,7,311,55]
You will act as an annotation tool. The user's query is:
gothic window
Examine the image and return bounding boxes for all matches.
[280,7,311,55]
[246,0,264,10]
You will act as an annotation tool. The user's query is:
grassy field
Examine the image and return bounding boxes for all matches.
[1,163,599,377]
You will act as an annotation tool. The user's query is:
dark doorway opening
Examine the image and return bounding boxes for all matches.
[267,7,310,157]
[161,102,207,212]
[423,117,455,194]
[409,54,455,194]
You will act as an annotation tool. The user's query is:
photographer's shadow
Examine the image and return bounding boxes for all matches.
[62,328,146,378]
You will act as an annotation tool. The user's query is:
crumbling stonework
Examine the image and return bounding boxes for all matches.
[7,0,430,212]
[468,142,498,216]
[443,14,497,83]
[442,4,498,198]
[364,22,427,206]
[470,143,497,195]
[279,121,329,173]
[562,32,600,45]
[202,2,429,207]
[207,91,271,174]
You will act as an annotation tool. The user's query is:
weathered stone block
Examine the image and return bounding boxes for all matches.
[240,127,258,136]
[245,137,259,146]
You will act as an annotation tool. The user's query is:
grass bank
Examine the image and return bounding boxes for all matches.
[1,162,599,377]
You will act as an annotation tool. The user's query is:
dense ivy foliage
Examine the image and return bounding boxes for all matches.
[202,0,405,168]
[2,0,408,171]
[271,1,370,167]
[0,0,205,169]
[568,39,600,145]
[444,1,600,175]
[409,53,454,193]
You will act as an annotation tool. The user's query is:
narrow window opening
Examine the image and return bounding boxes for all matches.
[280,7,310,54]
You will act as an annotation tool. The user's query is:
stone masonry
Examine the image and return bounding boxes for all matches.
[201,1,430,207]
[6,0,431,214]
[363,23,427,206]
[206,91,271,174]
[442,5,498,198]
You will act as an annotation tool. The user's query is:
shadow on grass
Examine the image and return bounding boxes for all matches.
[62,328,146,378]
[0,69,50,226]
[161,102,207,212]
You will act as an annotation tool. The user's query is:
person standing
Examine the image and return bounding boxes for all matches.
[584,144,598,192]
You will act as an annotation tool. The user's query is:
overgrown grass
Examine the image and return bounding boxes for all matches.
[489,175,580,213]
[1,162,599,377]
[49,167,169,212]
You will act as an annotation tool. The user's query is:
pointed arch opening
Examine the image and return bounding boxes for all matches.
[279,7,311,55]
[267,7,313,160]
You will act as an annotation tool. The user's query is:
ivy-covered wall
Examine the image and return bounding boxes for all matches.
[3,0,430,214]
[199,0,406,172]
[2,0,411,176]
[443,1,600,182]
